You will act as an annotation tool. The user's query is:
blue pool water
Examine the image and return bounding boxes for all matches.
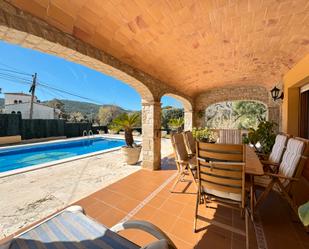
[0,138,126,173]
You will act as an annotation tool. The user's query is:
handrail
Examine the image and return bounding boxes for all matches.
[82,130,88,137]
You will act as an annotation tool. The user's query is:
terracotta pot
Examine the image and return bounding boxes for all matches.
[121,146,142,165]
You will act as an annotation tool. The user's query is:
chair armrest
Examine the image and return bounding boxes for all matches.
[261,161,279,167]
[261,160,280,168]
[111,220,177,249]
[264,172,299,181]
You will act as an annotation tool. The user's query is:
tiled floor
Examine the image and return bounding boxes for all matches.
[72,155,309,249]
[3,155,308,249]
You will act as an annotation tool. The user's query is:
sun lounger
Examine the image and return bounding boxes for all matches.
[0,206,176,249]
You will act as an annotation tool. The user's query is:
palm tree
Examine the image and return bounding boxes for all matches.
[112,113,140,147]
[168,118,184,132]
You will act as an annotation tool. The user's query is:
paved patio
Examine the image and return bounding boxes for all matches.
[72,156,309,249]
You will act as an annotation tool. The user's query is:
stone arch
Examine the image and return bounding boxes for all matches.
[194,86,280,129]
[161,93,194,131]
[0,2,162,103]
[0,27,154,103]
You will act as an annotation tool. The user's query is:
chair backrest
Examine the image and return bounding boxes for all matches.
[268,134,289,164]
[218,129,242,144]
[182,131,196,155]
[171,133,189,162]
[196,142,245,204]
[196,142,244,162]
[279,138,306,180]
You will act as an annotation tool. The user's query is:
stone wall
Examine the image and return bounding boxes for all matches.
[194,85,281,130]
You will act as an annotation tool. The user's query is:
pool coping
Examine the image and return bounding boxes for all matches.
[0,135,142,178]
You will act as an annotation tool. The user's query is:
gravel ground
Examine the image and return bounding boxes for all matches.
[0,138,173,239]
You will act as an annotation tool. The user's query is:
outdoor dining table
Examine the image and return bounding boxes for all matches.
[245,144,264,220]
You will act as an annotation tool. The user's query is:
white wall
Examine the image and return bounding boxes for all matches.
[4,93,37,105]
[4,102,58,119]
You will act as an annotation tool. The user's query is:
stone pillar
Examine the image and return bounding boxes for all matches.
[141,101,161,170]
[184,109,193,131]
[268,105,281,132]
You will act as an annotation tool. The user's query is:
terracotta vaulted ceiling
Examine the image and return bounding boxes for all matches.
[8,0,309,97]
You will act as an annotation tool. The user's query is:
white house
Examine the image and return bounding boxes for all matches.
[4,93,60,119]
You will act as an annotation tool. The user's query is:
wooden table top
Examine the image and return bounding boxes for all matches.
[245,145,264,175]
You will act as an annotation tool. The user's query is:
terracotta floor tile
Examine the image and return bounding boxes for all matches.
[133,205,157,220]
[125,231,156,247]
[170,192,196,205]
[147,195,167,209]
[170,218,201,244]
[179,203,196,222]
[159,198,186,216]
[81,199,111,218]
[167,234,193,249]
[193,228,232,249]
[129,189,153,201]
[115,197,140,213]
[75,196,97,208]
[95,207,126,227]
[148,209,178,233]
[92,189,124,207]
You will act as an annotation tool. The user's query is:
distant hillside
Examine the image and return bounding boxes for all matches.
[43,99,129,116]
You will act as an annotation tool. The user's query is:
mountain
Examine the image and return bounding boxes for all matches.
[0,97,130,116]
[43,99,129,117]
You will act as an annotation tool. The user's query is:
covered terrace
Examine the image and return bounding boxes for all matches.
[0,0,309,249]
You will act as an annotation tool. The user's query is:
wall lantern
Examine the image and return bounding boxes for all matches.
[270,86,284,101]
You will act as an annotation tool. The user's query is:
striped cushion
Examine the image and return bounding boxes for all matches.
[5,210,139,249]
[202,187,241,202]
[255,139,305,188]
[279,138,304,180]
[268,134,287,164]
[218,129,241,144]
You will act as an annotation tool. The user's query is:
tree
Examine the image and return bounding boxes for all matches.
[168,118,184,132]
[68,112,84,122]
[111,113,141,147]
[205,101,267,129]
[161,108,184,130]
[98,106,123,125]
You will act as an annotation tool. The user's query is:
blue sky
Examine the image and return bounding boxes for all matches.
[0,41,182,110]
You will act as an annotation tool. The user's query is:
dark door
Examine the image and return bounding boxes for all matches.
[300,90,309,139]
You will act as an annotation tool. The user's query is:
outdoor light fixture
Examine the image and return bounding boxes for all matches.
[270,86,284,101]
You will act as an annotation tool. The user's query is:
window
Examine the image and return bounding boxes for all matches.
[205,100,267,129]
[19,100,22,103]
[17,111,21,114]
[11,111,16,114]
[14,100,18,104]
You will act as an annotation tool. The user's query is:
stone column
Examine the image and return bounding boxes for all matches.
[184,109,193,131]
[141,101,161,170]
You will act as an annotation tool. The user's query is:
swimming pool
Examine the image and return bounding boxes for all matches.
[0,137,126,176]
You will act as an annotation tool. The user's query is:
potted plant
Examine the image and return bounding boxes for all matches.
[192,127,218,143]
[112,113,141,165]
[243,121,277,154]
